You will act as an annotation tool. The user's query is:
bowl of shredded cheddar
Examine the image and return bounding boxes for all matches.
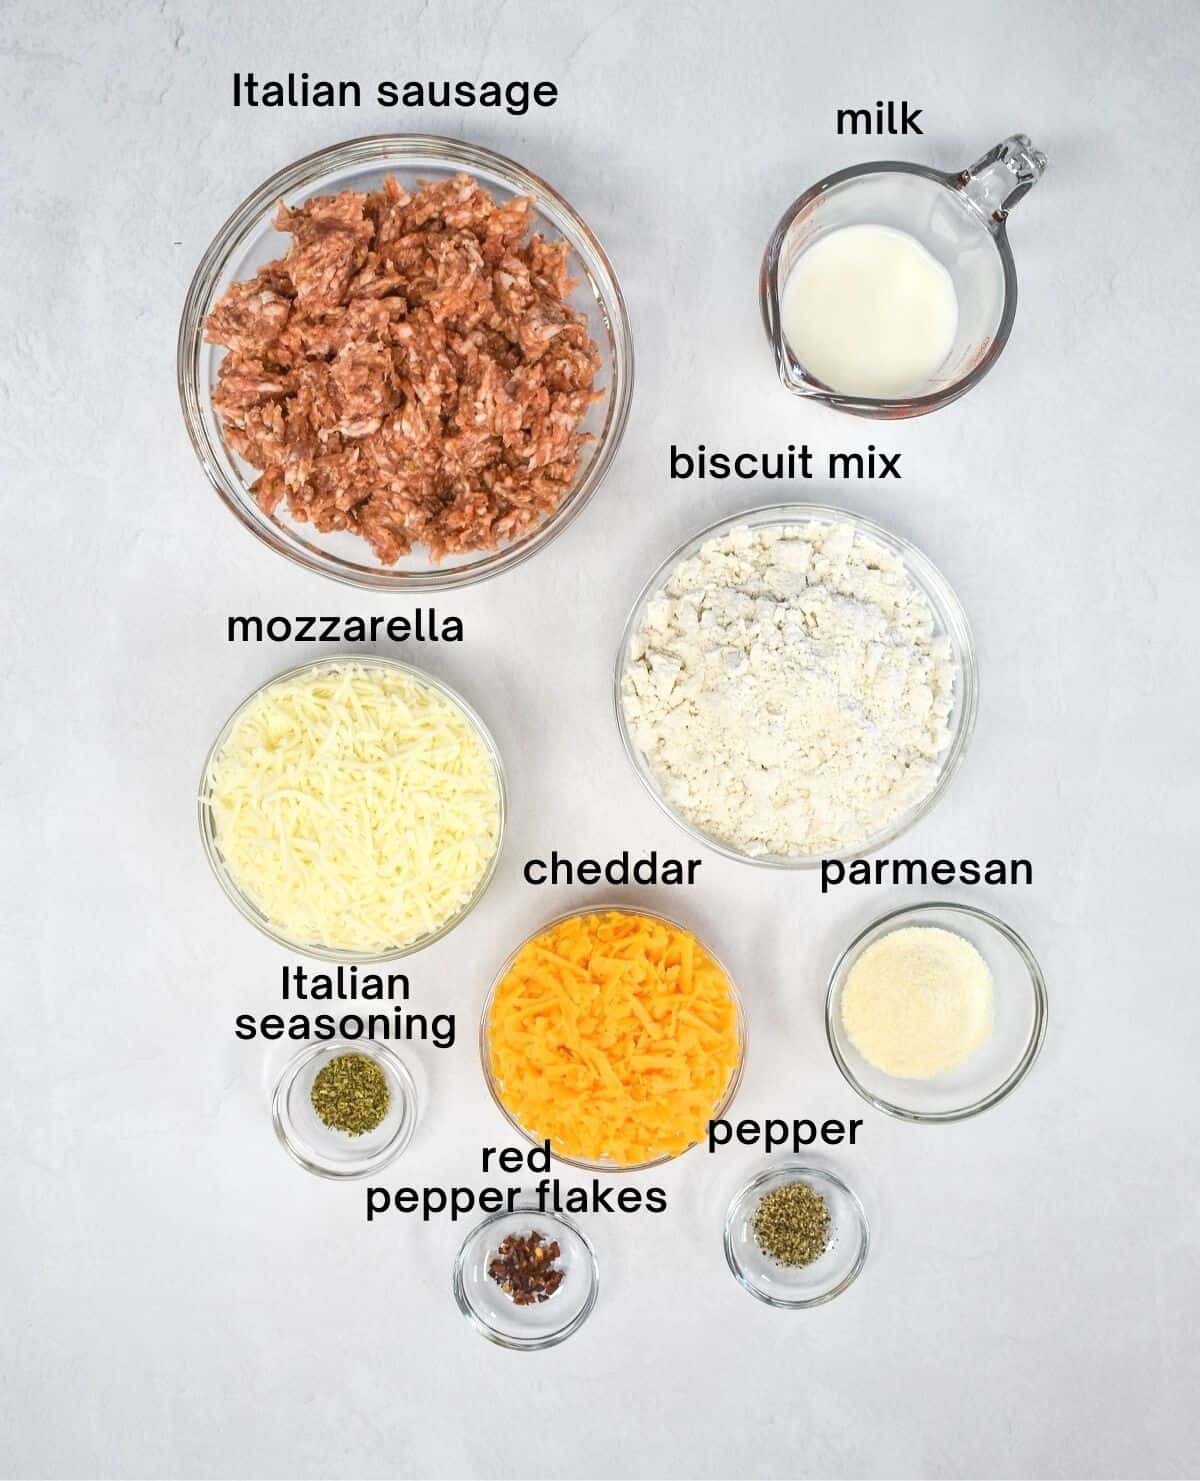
[481,907,746,1170]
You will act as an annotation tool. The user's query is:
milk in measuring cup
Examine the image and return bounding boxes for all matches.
[780,224,958,398]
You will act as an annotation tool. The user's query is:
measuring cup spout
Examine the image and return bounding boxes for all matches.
[958,135,1047,225]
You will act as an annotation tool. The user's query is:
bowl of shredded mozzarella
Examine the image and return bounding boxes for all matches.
[198,656,506,959]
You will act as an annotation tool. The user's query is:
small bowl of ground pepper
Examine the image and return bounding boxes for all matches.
[723,1163,869,1308]
[452,1192,598,1350]
[271,1040,419,1179]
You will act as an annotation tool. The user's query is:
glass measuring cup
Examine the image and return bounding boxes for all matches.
[761,135,1046,418]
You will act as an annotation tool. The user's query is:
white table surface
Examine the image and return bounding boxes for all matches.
[4,2,1198,1476]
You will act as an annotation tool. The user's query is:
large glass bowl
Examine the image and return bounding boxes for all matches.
[178,134,633,590]
[198,655,506,962]
[479,906,747,1172]
[826,902,1048,1122]
[614,503,978,868]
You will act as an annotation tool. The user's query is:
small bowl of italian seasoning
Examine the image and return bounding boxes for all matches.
[723,1163,869,1308]
[271,1040,419,1179]
[453,1192,599,1350]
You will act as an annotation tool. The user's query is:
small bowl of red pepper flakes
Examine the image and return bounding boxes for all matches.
[452,1192,599,1350]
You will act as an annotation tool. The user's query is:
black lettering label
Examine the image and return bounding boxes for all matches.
[708,1117,864,1154]
[820,856,1033,893]
[232,73,558,115]
[235,966,453,1048]
[836,100,923,135]
[365,1160,669,1223]
[226,608,463,643]
[522,851,702,886]
[668,443,899,482]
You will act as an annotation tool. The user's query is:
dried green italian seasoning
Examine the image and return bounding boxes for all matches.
[310,1053,390,1136]
[752,1181,831,1268]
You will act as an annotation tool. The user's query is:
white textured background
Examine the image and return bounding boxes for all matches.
[3,2,1198,1477]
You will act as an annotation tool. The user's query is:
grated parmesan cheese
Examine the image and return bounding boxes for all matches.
[205,663,501,953]
[841,926,993,1079]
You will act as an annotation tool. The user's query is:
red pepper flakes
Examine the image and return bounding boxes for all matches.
[487,1231,565,1306]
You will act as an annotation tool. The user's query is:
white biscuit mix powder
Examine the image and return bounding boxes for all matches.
[621,520,957,857]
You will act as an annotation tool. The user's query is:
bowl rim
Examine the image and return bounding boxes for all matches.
[825,900,1049,1123]
[271,1039,419,1180]
[451,1190,600,1351]
[613,501,979,869]
[723,1161,870,1309]
[197,653,507,962]
[177,132,634,591]
[479,903,747,1172]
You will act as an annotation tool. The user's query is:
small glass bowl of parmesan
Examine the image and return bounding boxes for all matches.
[826,902,1048,1122]
[198,656,506,961]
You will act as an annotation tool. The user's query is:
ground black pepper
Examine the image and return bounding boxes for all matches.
[488,1232,565,1306]
[752,1182,831,1267]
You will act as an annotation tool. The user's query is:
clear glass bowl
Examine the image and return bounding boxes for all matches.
[826,901,1048,1122]
[724,1162,869,1308]
[272,1040,419,1179]
[178,134,634,590]
[479,905,747,1172]
[452,1191,599,1350]
[198,655,506,961]
[614,503,978,868]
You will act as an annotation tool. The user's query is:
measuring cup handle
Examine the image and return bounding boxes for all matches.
[957,135,1047,225]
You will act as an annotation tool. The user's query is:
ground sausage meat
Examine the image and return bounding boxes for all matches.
[205,174,602,563]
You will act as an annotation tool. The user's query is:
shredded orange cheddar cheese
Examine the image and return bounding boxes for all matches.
[487,911,741,1165]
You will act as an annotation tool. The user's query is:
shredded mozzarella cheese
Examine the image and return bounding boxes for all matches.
[205,664,501,953]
